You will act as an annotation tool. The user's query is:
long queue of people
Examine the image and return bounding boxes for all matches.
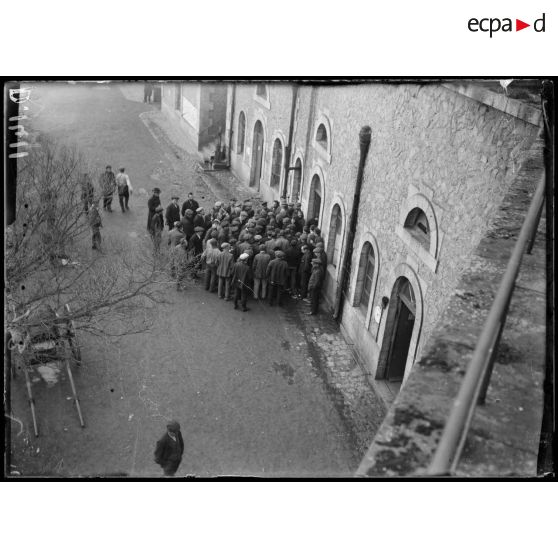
[146,188,326,315]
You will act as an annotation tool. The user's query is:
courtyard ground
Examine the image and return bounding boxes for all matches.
[9,82,386,477]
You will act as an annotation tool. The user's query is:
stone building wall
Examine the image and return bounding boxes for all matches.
[303,83,539,383]
[227,82,541,385]
[229,84,294,201]
[161,83,200,148]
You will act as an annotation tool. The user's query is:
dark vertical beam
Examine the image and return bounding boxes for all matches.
[333,126,372,322]
[537,79,555,476]
[282,84,300,200]
[227,83,236,165]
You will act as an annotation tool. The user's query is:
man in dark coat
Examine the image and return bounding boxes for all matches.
[285,239,301,296]
[298,244,312,300]
[231,253,252,311]
[266,250,289,307]
[307,259,324,315]
[189,227,204,256]
[181,192,199,216]
[314,243,328,268]
[147,188,161,231]
[150,206,164,255]
[100,165,116,212]
[154,420,184,476]
[193,207,205,229]
[144,82,154,103]
[181,209,195,240]
[165,195,181,230]
[80,173,94,214]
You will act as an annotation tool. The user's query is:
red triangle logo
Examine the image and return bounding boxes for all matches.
[516,19,530,31]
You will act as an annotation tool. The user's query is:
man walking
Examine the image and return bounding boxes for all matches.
[115,167,132,213]
[231,252,252,311]
[154,420,184,477]
[147,187,161,232]
[100,165,116,212]
[165,195,181,230]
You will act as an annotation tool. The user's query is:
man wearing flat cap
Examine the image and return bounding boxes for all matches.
[231,252,252,311]
[189,226,204,256]
[154,420,184,477]
[181,192,199,216]
[165,195,181,231]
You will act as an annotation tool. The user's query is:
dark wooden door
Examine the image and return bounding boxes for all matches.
[250,121,264,190]
[386,296,415,381]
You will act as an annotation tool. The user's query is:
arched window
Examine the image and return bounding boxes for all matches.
[291,157,302,202]
[316,123,328,150]
[307,174,322,225]
[354,242,375,310]
[237,112,246,155]
[270,138,283,189]
[327,204,343,268]
[256,84,268,98]
[404,208,430,251]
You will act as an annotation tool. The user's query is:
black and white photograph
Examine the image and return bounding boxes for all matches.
[4,78,554,478]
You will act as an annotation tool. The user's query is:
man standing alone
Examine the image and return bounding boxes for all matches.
[154,421,184,477]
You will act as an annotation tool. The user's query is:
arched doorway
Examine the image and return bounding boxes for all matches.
[250,120,264,190]
[382,277,417,382]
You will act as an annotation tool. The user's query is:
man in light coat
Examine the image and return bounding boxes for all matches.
[252,244,271,301]
[217,242,234,301]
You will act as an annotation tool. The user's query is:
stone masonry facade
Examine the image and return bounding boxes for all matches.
[227,81,541,387]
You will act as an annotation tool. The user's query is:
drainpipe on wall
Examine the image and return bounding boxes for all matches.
[227,83,236,166]
[282,84,300,200]
[333,125,372,323]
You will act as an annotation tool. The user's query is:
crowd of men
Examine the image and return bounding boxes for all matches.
[147,189,327,315]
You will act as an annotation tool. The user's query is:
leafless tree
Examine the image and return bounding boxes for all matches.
[5,135,164,347]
